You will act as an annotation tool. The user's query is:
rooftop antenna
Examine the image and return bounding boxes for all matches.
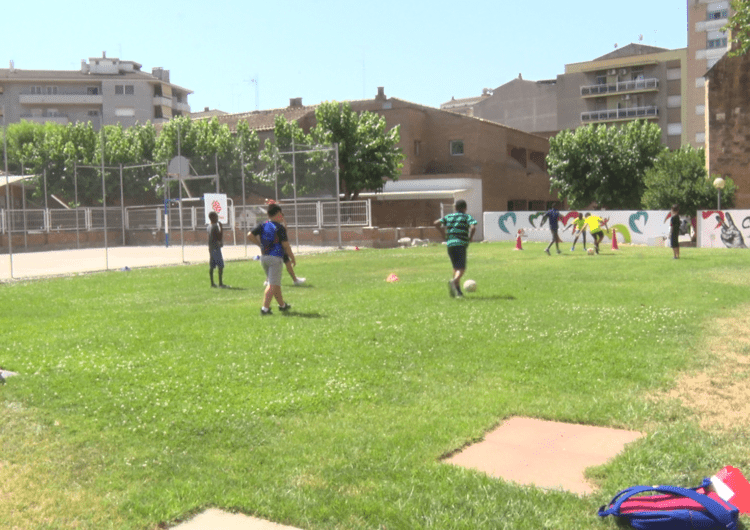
[250,74,259,110]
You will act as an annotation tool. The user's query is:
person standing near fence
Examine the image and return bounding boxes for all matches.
[542,203,562,255]
[207,211,226,288]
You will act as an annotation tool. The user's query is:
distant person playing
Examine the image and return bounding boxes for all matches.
[207,211,226,288]
[542,204,562,255]
[668,204,681,259]
[568,213,587,251]
[248,204,294,315]
[434,199,478,298]
[582,212,609,254]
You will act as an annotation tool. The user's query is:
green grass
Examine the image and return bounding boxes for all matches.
[2,242,750,529]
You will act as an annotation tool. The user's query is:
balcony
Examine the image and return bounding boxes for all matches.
[20,89,103,106]
[581,106,659,123]
[581,78,659,97]
[173,101,191,113]
[153,95,172,107]
[19,112,70,125]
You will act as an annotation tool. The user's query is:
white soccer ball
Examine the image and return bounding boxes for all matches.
[313,229,320,235]
[587,247,595,255]
[463,279,477,293]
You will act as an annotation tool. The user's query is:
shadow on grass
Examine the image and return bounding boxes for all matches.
[216,285,247,291]
[282,311,326,319]
[467,294,517,301]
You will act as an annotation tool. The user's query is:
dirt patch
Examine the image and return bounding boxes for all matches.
[665,306,750,430]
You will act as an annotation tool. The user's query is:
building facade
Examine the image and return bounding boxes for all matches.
[0,54,191,129]
[208,88,557,234]
[687,0,731,148]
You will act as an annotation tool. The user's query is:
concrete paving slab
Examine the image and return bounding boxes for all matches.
[171,509,302,530]
[445,416,644,495]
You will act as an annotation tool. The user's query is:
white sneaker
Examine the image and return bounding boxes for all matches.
[263,280,268,287]
[294,277,306,285]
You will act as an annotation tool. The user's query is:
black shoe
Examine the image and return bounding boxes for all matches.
[279,303,292,312]
[261,308,273,316]
[211,283,218,288]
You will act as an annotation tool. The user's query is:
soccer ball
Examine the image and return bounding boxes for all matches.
[463,279,477,293]
[587,247,595,255]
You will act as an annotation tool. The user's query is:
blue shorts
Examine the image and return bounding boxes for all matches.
[447,245,467,270]
[209,248,224,269]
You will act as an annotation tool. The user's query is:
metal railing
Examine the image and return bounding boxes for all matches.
[581,106,659,122]
[1,199,371,235]
[580,78,659,96]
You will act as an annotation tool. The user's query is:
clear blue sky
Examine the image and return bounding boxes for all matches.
[3,0,688,114]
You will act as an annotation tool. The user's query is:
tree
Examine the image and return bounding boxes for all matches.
[641,145,736,217]
[546,120,665,209]
[313,101,403,200]
[725,0,750,56]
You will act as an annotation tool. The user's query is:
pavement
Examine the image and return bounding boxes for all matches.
[0,246,645,529]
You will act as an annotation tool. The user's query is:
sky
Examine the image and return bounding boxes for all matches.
[3,0,689,115]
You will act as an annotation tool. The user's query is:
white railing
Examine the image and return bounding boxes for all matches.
[0,200,372,235]
[580,78,659,96]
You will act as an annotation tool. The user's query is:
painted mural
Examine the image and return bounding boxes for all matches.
[696,210,750,248]
[484,210,672,245]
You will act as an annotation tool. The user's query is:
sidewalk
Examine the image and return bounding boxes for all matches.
[0,244,338,281]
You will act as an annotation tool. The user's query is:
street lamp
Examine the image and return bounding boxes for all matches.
[713,177,726,210]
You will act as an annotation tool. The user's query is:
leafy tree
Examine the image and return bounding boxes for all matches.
[259,115,333,199]
[313,101,403,200]
[546,120,665,209]
[642,146,735,216]
[725,0,750,56]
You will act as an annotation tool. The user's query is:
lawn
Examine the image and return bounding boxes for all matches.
[2,242,750,529]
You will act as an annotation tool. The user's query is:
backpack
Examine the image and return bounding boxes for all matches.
[598,478,739,530]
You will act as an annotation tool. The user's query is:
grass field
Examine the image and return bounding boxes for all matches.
[2,242,750,529]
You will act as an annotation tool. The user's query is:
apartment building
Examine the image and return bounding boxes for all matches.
[687,0,731,148]
[0,53,191,129]
[559,44,689,150]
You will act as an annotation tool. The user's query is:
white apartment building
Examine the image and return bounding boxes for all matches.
[0,53,191,129]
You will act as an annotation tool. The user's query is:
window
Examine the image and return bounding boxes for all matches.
[450,140,464,156]
[30,86,42,94]
[667,95,682,108]
[115,85,124,95]
[707,9,729,20]
[88,110,99,116]
[707,36,728,49]
[45,86,58,95]
[125,85,134,95]
[696,105,706,116]
[696,132,706,143]
[667,123,682,136]
[696,77,706,88]
[414,140,421,156]
[87,87,99,95]
[115,108,135,117]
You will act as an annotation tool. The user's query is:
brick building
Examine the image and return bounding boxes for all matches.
[705,50,750,207]
[207,88,557,238]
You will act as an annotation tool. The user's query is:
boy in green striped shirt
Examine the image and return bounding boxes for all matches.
[434,200,478,298]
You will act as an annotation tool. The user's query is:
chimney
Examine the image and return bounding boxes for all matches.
[9,60,14,73]
[289,97,303,108]
[376,87,386,101]
[102,51,107,58]
[204,107,209,112]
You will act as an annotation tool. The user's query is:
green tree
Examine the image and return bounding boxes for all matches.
[725,0,750,56]
[642,145,735,216]
[546,120,665,209]
[313,101,403,200]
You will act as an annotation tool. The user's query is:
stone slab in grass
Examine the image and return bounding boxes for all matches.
[444,416,644,495]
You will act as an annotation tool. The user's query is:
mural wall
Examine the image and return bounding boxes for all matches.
[484,210,672,245]
[696,210,750,248]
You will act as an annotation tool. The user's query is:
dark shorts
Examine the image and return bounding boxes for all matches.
[209,248,224,269]
[447,245,467,270]
[591,229,604,239]
[670,232,679,248]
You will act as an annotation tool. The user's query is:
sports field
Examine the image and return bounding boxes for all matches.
[1,242,750,529]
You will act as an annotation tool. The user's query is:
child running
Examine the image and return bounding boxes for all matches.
[568,213,587,251]
[434,200,477,298]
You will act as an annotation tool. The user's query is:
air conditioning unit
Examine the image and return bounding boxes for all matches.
[608,69,617,75]
[623,95,631,100]
[620,69,628,75]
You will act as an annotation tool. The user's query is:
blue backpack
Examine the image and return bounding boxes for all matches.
[598,478,739,530]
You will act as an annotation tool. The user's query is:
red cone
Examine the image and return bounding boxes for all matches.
[611,228,619,250]
[514,232,523,250]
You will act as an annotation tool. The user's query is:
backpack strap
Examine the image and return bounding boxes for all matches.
[599,478,737,529]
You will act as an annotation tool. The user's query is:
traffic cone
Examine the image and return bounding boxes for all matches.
[611,228,620,250]
[514,231,523,250]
